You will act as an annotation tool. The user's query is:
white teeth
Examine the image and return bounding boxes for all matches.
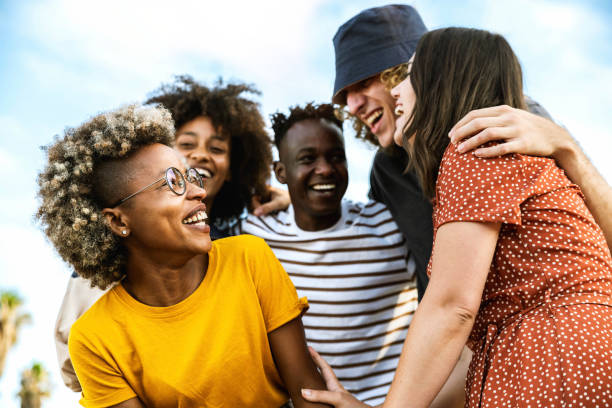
[195,168,212,178]
[312,184,336,191]
[364,109,383,126]
[182,210,208,225]
[394,106,404,116]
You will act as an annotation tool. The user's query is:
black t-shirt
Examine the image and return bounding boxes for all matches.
[369,146,433,301]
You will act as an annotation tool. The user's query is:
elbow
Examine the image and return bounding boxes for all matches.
[451,304,478,326]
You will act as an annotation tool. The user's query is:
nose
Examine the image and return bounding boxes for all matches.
[390,83,400,100]
[346,90,366,116]
[314,158,334,176]
[187,145,210,164]
[186,181,207,202]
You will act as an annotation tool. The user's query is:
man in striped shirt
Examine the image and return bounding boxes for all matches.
[235,103,418,405]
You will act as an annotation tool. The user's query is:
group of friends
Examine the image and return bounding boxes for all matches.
[37,5,612,408]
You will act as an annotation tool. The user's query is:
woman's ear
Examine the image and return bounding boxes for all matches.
[102,207,130,238]
[273,161,287,184]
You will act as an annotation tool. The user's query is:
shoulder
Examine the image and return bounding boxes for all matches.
[69,287,120,346]
[213,234,271,256]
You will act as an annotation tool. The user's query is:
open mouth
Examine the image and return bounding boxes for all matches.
[194,168,213,179]
[310,183,336,192]
[364,108,383,128]
[395,105,404,116]
[182,210,208,225]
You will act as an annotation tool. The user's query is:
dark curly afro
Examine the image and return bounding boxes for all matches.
[146,75,272,221]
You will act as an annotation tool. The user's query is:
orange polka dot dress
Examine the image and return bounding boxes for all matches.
[430,144,612,407]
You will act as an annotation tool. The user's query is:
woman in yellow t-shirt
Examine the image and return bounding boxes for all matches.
[37,105,328,408]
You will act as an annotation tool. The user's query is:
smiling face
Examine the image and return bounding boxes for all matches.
[174,116,231,213]
[110,143,211,258]
[391,57,416,146]
[275,119,348,231]
[344,77,398,148]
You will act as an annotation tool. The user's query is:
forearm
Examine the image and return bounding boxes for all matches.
[430,347,470,408]
[383,298,474,408]
[555,140,612,248]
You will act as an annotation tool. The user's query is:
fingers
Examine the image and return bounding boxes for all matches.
[450,105,513,137]
[301,388,345,406]
[251,195,263,212]
[454,127,513,153]
[253,187,290,216]
[473,140,522,158]
[308,346,344,391]
[451,116,507,147]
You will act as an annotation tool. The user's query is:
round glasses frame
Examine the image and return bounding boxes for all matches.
[111,167,203,207]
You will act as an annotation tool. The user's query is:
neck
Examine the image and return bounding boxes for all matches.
[293,207,342,232]
[123,248,209,307]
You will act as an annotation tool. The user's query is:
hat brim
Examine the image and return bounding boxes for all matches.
[332,39,417,105]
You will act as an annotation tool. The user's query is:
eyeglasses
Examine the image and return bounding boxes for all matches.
[112,167,203,207]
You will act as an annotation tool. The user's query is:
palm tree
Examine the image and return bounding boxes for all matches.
[17,362,50,408]
[0,290,31,379]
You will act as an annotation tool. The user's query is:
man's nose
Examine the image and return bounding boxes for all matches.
[346,91,366,116]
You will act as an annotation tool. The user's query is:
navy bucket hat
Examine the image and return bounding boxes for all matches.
[332,4,427,104]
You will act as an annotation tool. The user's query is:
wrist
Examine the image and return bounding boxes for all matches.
[552,129,581,168]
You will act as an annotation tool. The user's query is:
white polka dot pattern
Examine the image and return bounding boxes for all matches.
[429,144,612,407]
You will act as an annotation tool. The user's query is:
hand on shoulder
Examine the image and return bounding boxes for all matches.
[448,105,576,160]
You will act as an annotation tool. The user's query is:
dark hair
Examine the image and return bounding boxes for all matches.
[271,102,343,149]
[403,27,526,198]
[146,75,272,220]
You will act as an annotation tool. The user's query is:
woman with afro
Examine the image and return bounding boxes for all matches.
[39,104,327,407]
[53,76,287,393]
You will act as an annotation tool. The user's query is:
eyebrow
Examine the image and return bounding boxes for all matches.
[175,132,229,142]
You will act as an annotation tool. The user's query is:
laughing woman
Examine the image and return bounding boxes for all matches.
[54,77,278,393]
[303,28,612,407]
[37,105,327,407]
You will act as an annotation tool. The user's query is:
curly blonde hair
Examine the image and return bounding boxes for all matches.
[36,105,174,289]
[337,62,410,146]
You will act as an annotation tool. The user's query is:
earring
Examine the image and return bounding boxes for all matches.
[122,230,127,235]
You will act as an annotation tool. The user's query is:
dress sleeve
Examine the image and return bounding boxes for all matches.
[68,324,136,408]
[434,143,530,228]
[245,236,308,332]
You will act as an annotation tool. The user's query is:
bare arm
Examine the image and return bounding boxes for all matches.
[449,105,612,248]
[382,221,499,407]
[252,185,291,216]
[303,222,498,407]
[268,317,330,408]
[429,347,471,408]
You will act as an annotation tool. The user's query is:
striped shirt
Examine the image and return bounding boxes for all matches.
[235,200,417,405]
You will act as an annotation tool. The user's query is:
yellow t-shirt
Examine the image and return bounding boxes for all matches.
[69,235,308,408]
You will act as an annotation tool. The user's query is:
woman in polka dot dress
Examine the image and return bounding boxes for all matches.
[302,27,612,408]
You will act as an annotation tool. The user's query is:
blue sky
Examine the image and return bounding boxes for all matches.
[0,0,610,406]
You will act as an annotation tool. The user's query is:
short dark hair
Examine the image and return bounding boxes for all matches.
[403,27,526,198]
[146,75,272,220]
[270,102,343,150]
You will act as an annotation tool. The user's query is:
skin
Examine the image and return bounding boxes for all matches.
[345,77,398,148]
[174,116,231,215]
[99,144,328,408]
[391,58,415,146]
[274,119,348,231]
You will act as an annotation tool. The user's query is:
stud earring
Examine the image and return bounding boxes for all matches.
[122,230,127,235]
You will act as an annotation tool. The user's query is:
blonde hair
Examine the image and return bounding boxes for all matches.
[36,105,174,289]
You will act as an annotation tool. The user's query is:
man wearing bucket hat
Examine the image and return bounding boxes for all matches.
[331,4,612,301]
